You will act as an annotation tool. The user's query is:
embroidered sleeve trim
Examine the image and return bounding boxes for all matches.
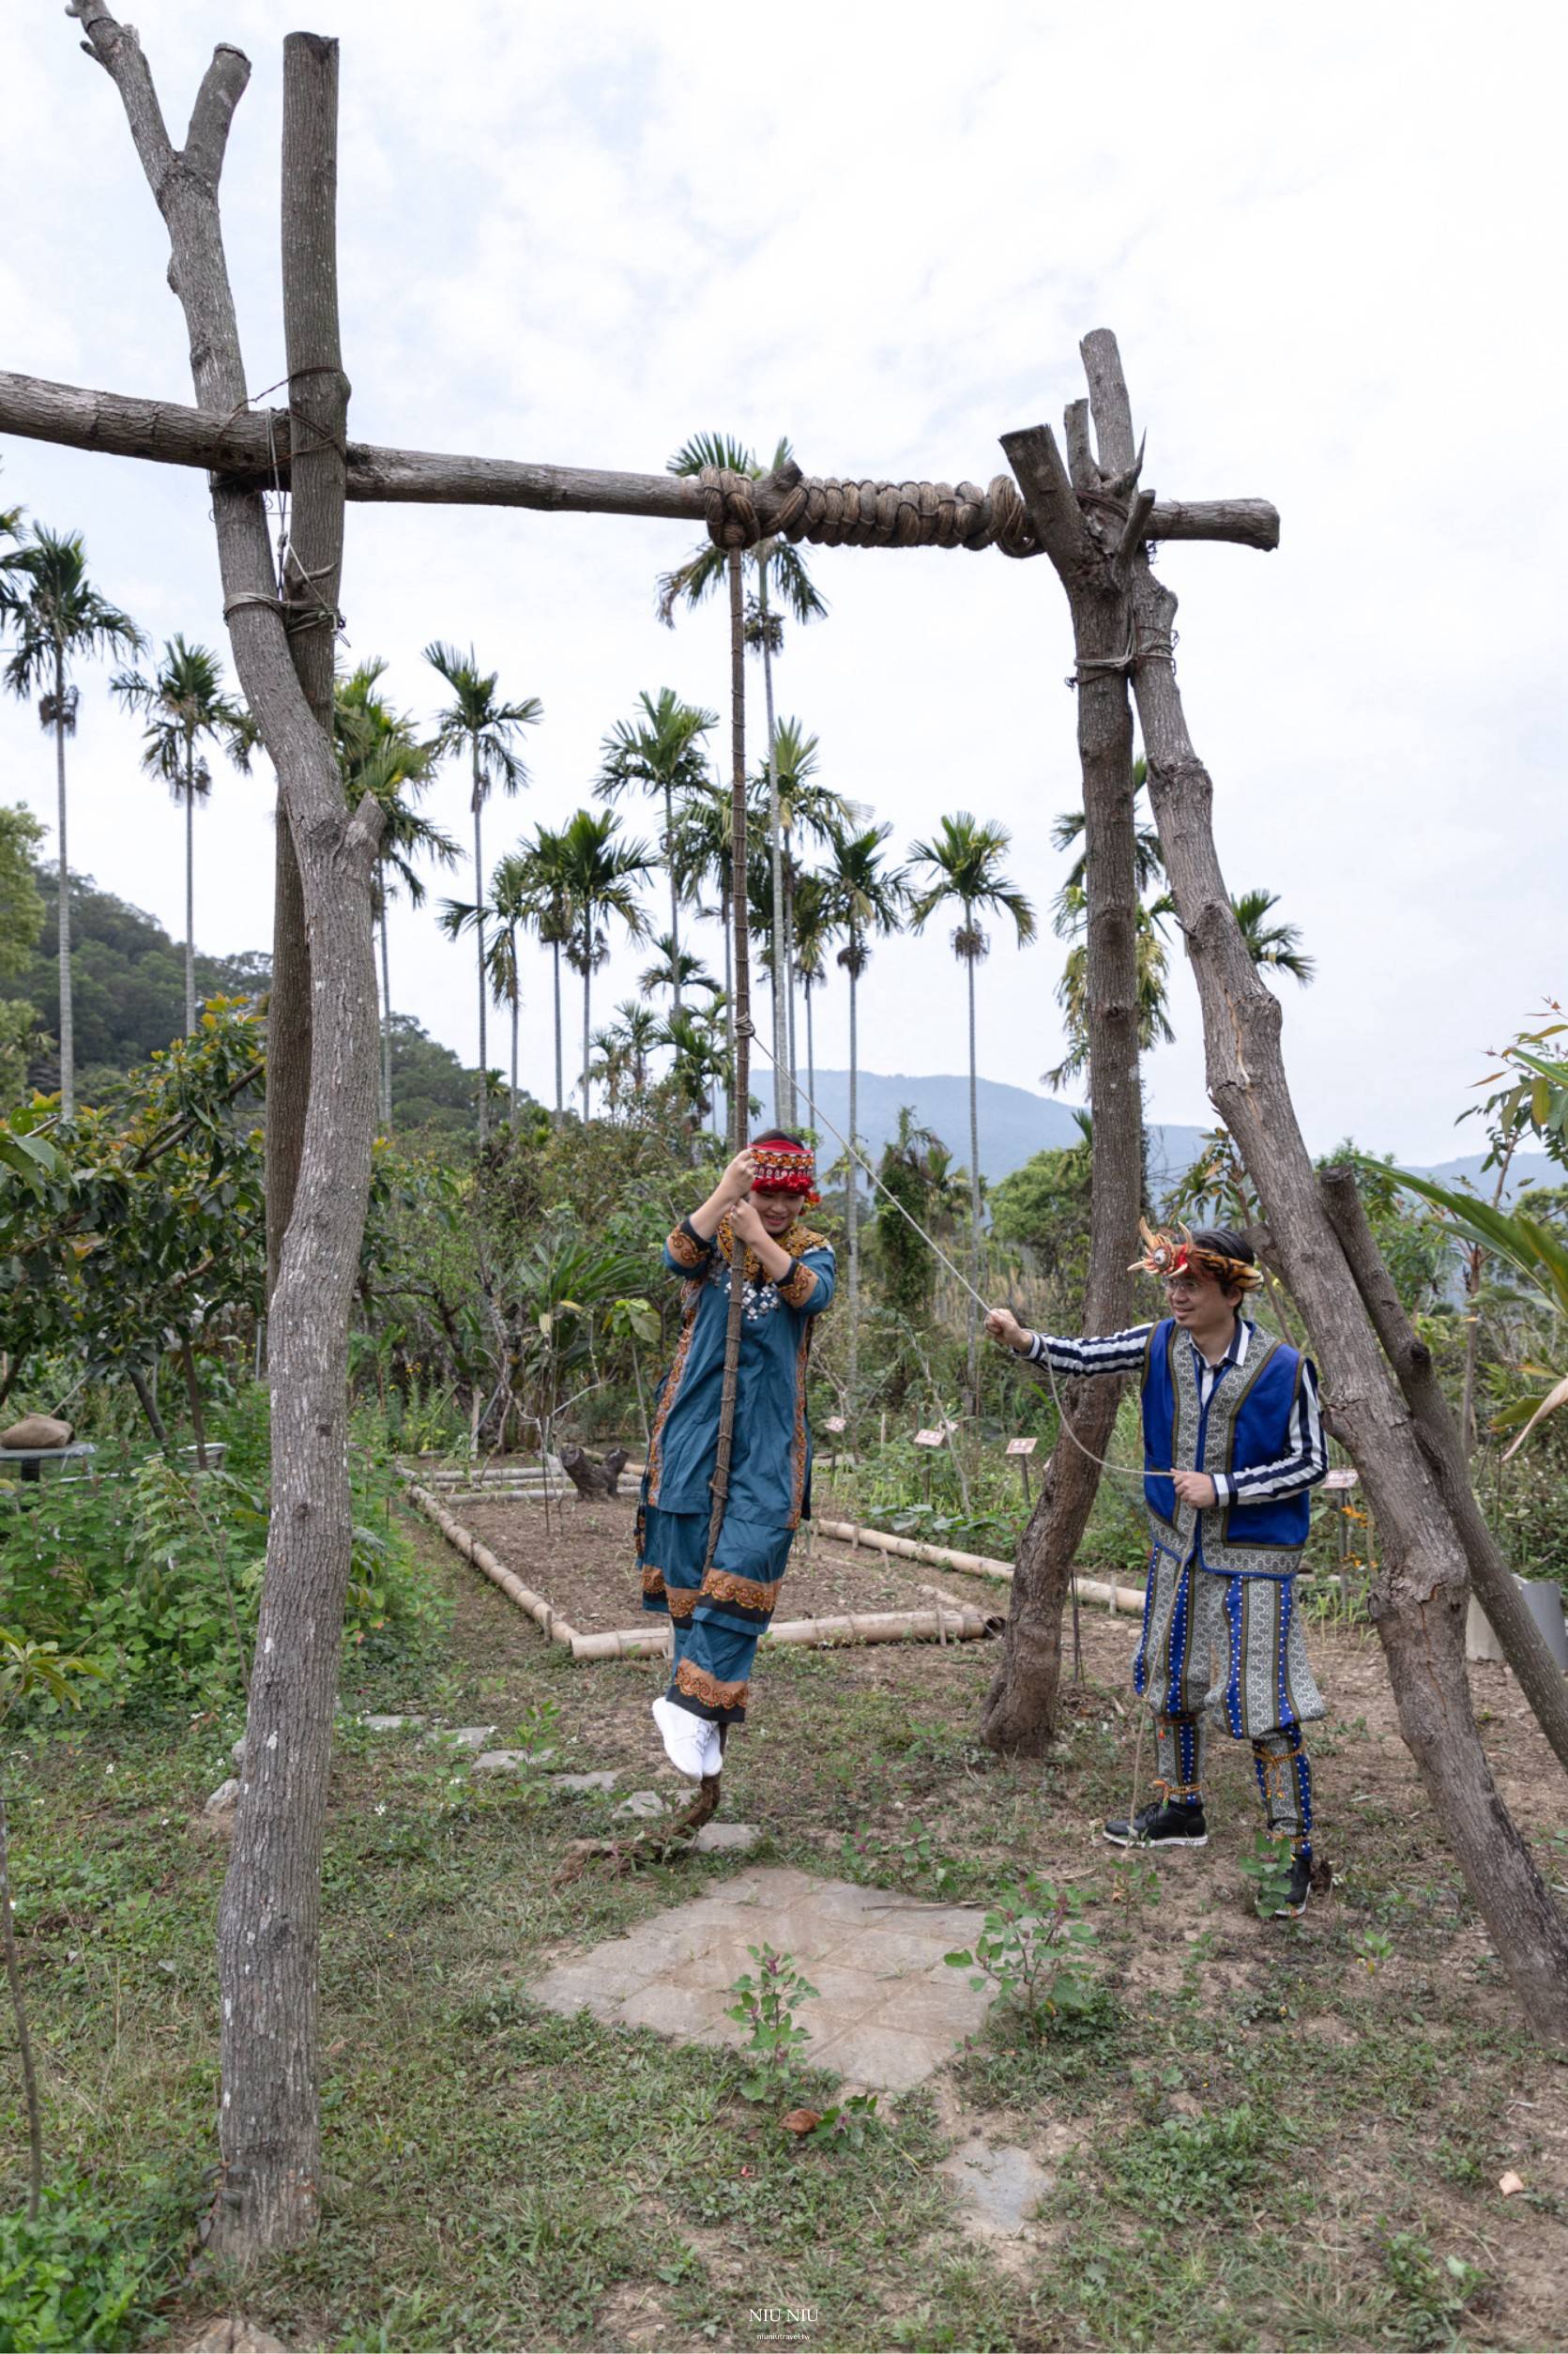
[778,1258,818,1308]
[675,1658,749,1710]
[701,1567,783,1614]
[666,1219,712,1270]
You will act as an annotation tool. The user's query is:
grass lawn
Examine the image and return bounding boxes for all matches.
[4,1506,1567,2351]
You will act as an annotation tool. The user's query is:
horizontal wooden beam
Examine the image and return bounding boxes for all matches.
[0,367,1279,551]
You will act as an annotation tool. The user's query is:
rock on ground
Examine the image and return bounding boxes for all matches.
[938,2136,1055,2239]
[613,1790,667,1819]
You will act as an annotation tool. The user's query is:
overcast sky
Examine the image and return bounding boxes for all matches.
[3,0,1561,1163]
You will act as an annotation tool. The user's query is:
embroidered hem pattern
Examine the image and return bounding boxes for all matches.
[674,1658,749,1722]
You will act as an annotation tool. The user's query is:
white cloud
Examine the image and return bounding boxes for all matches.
[1,0,1562,1163]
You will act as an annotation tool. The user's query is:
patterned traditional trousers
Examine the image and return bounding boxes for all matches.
[1134,1550,1325,1853]
[640,1504,793,1728]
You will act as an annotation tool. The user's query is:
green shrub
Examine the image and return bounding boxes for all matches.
[0,2178,190,2350]
[0,1385,437,1704]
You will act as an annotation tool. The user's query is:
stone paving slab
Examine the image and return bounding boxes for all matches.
[529,1866,997,2092]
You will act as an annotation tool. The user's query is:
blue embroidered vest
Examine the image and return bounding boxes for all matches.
[1140,1318,1310,1580]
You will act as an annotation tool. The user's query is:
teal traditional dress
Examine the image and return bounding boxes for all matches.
[638,1210,836,1725]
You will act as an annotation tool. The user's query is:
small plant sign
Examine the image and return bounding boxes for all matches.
[945,1874,1100,2041]
[726,1944,818,2101]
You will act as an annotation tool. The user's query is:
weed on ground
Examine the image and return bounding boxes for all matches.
[2,1513,1565,2348]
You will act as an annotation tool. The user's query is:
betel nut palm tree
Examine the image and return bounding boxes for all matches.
[763,716,855,1084]
[554,807,654,1121]
[439,848,543,1129]
[514,821,575,1124]
[658,431,827,1125]
[906,812,1038,1402]
[823,819,907,1415]
[0,524,143,1115]
[112,634,254,1038]
[424,641,541,1137]
[336,662,456,1131]
[596,687,715,1024]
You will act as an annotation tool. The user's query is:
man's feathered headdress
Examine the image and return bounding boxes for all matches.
[1130,1218,1263,1292]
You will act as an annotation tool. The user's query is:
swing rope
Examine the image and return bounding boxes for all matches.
[745,1030,1155,1484]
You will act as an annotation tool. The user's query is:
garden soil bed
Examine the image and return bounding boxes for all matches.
[455,1490,996,1636]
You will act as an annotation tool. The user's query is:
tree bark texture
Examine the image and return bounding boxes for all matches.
[845,954,860,1417]
[1319,1165,1568,1780]
[1040,327,1568,2040]
[68,6,391,2247]
[53,663,74,1119]
[0,368,1283,552]
[184,746,197,1035]
[379,898,393,1130]
[979,398,1145,1757]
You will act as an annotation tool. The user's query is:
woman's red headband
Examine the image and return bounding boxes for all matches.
[752,1140,819,1205]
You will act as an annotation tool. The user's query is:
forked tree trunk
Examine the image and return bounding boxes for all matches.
[1029,329,1568,2041]
[73,7,393,2252]
[981,393,1145,1756]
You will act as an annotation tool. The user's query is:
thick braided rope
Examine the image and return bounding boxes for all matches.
[697,463,1038,558]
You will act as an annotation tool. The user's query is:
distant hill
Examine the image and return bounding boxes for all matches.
[794,1068,1209,1189]
[794,1070,1560,1200]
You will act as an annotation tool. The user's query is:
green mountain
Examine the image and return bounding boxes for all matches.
[3,861,481,1128]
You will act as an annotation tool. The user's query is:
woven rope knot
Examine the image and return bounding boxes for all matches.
[699,462,1039,558]
[698,466,763,550]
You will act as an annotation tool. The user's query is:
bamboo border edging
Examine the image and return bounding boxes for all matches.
[407,1484,1005,1661]
[407,1483,581,1651]
[813,1518,1148,1614]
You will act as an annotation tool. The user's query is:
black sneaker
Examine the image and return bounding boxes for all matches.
[1104,1796,1209,1848]
[1271,1848,1312,1918]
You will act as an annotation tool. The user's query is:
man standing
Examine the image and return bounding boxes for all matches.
[986,1225,1328,1917]
[640,1134,835,1781]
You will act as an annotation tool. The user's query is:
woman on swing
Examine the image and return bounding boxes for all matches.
[638,1134,837,1781]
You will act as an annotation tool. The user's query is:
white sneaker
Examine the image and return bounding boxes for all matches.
[701,1721,724,1780]
[651,1694,708,1781]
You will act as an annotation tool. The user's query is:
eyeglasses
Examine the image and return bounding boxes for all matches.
[1164,1276,1205,1297]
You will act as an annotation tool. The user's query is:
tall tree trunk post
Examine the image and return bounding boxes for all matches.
[846,949,860,1424]
[551,937,563,1122]
[377,893,392,1131]
[964,938,982,1411]
[266,811,312,1302]
[1017,328,1568,2039]
[980,393,1144,1755]
[509,937,519,1125]
[581,956,591,1122]
[53,649,73,1118]
[51,10,401,2257]
[472,756,487,1139]
[665,781,681,1025]
[758,557,792,1126]
[185,732,198,1034]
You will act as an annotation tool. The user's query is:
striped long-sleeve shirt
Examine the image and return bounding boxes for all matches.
[1024,1317,1328,1504]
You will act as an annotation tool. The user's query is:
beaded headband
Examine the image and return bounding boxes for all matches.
[751,1139,819,1206]
[1130,1218,1263,1293]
